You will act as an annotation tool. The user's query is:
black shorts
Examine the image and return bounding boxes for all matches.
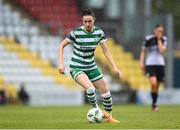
[145,65,165,82]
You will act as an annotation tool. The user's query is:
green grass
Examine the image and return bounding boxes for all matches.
[0,105,180,129]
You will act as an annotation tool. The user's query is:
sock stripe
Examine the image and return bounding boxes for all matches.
[103,101,111,104]
[103,104,112,107]
[88,98,96,101]
[87,93,94,96]
[103,99,112,102]
[103,97,111,99]
[87,95,96,98]
[105,108,112,111]
[103,101,112,105]
[89,100,96,103]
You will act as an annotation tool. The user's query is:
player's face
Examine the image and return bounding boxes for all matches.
[154,27,164,37]
[83,15,95,32]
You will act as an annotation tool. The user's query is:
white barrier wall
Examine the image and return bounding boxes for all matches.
[25,84,84,106]
[137,89,180,105]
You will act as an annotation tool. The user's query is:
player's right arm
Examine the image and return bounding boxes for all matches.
[140,48,146,70]
[140,38,147,70]
[58,39,70,74]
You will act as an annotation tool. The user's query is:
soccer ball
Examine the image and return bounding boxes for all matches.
[87,108,103,123]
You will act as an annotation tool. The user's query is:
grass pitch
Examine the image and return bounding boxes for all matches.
[0,105,180,129]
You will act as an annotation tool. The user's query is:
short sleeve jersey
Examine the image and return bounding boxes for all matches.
[142,34,167,66]
[66,26,107,71]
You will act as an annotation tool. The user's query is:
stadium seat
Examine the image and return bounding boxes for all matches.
[15,0,81,35]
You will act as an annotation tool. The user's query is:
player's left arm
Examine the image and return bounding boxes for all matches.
[100,42,122,78]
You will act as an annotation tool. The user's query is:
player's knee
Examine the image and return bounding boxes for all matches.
[150,81,158,92]
[151,83,157,90]
[150,77,157,87]
[151,82,157,87]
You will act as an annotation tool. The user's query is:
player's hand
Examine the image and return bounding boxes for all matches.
[156,32,162,40]
[58,64,65,74]
[113,67,122,79]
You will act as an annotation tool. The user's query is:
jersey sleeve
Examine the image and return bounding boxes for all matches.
[99,30,107,44]
[66,30,75,43]
[142,35,153,49]
[142,38,148,50]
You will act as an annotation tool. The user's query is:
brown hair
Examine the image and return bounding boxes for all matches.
[82,8,95,18]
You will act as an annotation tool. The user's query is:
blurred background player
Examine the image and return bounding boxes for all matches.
[140,24,167,111]
[18,83,29,105]
[58,8,121,123]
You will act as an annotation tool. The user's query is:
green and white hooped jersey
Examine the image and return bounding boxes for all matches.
[66,26,107,71]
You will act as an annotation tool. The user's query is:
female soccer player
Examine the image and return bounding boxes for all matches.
[58,8,121,123]
[140,24,167,111]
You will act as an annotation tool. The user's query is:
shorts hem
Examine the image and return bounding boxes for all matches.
[91,76,103,82]
[74,71,84,81]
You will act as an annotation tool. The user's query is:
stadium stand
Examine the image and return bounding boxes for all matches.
[0,36,83,105]
[0,0,151,100]
[0,3,60,79]
[0,37,76,86]
[0,0,84,106]
[0,1,122,92]
[95,38,150,90]
[0,2,73,69]
[15,0,81,34]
